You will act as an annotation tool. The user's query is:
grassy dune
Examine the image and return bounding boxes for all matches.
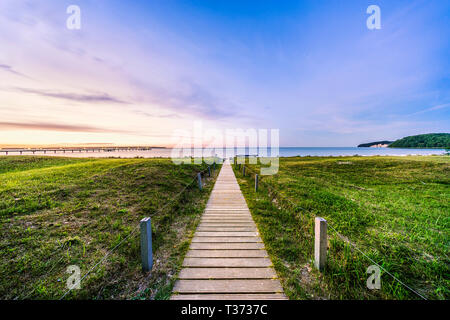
[234,156,449,300]
[0,156,219,299]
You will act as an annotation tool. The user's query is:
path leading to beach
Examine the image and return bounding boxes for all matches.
[171,160,286,300]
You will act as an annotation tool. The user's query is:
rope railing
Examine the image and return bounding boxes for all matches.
[57,162,220,300]
[233,159,427,300]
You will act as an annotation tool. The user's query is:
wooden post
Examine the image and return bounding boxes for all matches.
[314,217,327,271]
[255,174,259,192]
[208,166,211,177]
[197,173,203,190]
[140,217,153,272]
[243,166,246,176]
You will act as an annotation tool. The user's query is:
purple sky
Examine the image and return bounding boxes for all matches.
[0,0,449,146]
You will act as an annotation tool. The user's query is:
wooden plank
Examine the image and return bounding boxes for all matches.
[197,227,257,232]
[189,243,265,250]
[201,216,251,219]
[195,232,259,237]
[202,214,250,217]
[198,225,257,229]
[199,222,256,225]
[173,280,284,293]
[202,214,251,217]
[204,212,250,214]
[200,221,255,225]
[202,218,253,221]
[183,258,272,267]
[186,250,268,258]
[171,294,287,300]
[201,218,252,220]
[204,208,249,211]
[192,237,262,243]
[178,267,276,279]
[198,223,256,227]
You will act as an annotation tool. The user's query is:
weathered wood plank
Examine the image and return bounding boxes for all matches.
[178,267,277,279]
[198,223,256,227]
[189,243,265,250]
[195,232,259,237]
[204,208,249,211]
[186,250,268,258]
[173,280,284,293]
[197,227,257,232]
[183,258,272,267]
[192,237,262,243]
[200,219,254,223]
[171,294,287,300]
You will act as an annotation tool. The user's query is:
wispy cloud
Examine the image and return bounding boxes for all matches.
[0,64,27,78]
[409,103,450,116]
[0,121,128,133]
[133,109,182,119]
[16,88,127,104]
[131,79,239,120]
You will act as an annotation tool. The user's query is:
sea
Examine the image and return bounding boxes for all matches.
[5,147,447,158]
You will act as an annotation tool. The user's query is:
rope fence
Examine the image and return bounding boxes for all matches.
[56,161,221,300]
[233,158,428,300]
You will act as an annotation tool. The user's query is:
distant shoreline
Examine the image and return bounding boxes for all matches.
[0,147,446,159]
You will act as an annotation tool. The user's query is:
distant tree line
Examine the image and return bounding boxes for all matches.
[388,133,450,148]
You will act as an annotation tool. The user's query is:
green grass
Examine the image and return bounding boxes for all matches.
[0,156,220,299]
[233,156,449,300]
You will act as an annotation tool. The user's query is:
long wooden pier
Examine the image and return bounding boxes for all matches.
[171,160,287,300]
[0,146,158,155]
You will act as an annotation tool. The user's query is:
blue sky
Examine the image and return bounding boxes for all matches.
[0,0,449,146]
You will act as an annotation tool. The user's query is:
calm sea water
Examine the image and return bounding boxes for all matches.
[7,147,447,158]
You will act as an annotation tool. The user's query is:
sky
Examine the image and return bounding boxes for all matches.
[0,0,449,147]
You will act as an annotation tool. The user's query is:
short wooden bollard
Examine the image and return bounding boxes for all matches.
[208,166,211,177]
[197,173,203,190]
[255,174,259,192]
[314,217,327,271]
[140,217,153,272]
[238,164,241,170]
[243,166,246,176]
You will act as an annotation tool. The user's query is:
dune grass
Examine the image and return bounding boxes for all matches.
[0,156,220,299]
[233,156,449,300]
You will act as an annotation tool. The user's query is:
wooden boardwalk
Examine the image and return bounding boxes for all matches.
[171,160,287,300]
